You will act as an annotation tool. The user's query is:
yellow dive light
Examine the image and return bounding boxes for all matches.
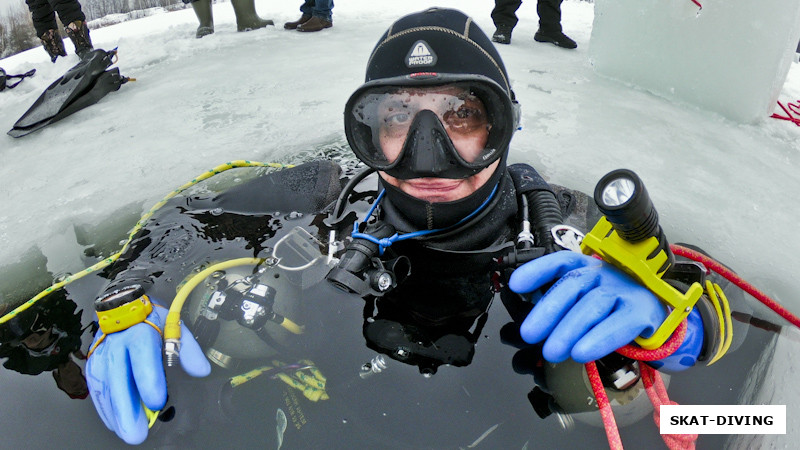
[580,169,703,349]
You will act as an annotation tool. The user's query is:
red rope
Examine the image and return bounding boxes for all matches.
[771,101,800,126]
[588,320,692,450]
[641,365,698,450]
[670,244,800,329]
[617,319,686,361]
[586,361,625,450]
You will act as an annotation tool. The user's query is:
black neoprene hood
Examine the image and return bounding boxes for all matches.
[346,7,521,231]
[363,7,514,99]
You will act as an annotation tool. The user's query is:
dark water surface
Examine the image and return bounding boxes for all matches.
[0,161,784,449]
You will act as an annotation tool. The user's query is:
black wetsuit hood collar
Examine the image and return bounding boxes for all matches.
[378,157,508,232]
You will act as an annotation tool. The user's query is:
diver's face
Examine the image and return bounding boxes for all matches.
[375,85,497,202]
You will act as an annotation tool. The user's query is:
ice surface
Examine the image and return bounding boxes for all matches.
[590,0,800,123]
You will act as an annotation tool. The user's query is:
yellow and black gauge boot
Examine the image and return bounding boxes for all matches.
[65,21,94,60]
[230,0,274,32]
[191,0,215,38]
[40,29,67,63]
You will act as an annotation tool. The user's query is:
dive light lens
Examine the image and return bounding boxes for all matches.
[600,177,636,208]
[594,169,659,243]
[593,168,674,274]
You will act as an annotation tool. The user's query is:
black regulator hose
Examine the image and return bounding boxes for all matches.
[527,190,564,254]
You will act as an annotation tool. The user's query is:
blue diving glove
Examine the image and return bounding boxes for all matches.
[509,251,668,363]
[86,302,211,445]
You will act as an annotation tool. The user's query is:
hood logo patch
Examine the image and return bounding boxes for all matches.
[406,40,437,68]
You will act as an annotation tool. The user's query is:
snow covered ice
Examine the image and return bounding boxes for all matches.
[1,1,799,447]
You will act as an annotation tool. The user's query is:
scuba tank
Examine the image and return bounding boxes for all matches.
[182,227,330,368]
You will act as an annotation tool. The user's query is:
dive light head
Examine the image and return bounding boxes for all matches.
[594,169,660,243]
[593,168,674,273]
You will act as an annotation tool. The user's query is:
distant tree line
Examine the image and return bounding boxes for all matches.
[82,0,187,21]
[1,0,188,59]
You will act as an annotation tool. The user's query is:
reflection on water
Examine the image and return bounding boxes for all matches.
[0,290,91,399]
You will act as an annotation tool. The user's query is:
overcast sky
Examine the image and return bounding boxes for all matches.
[2,2,24,18]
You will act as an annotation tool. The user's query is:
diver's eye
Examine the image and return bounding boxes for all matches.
[442,107,488,133]
[384,112,411,126]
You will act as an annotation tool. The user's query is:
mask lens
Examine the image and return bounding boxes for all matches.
[347,83,508,171]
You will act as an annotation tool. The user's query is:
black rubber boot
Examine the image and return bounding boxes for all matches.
[534,30,577,49]
[65,21,94,59]
[492,25,513,45]
[192,0,214,38]
[40,29,67,62]
[230,0,274,32]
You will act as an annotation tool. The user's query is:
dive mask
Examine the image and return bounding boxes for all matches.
[345,75,520,180]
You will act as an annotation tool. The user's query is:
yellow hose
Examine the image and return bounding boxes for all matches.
[165,258,266,342]
[164,257,305,345]
[1,160,292,325]
[277,316,304,335]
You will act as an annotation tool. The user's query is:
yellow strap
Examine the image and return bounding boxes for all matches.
[229,360,329,402]
[229,366,274,388]
[274,372,328,402]
[300,359,327,385]
[86,306,164,360]
[273,359,328,401]
[293,369,326,391]
[703,280,726,360]
[707,281,734,365]
[143,318,163,336]
[96,294,154,334]
[86,333,107,360]
[144,405,159,428]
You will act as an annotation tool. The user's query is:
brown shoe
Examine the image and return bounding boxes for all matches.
[40,29,67,63]
[284,14,311,30]
[296,16,332,32]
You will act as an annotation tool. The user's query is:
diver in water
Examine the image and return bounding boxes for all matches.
[84,8,738,446]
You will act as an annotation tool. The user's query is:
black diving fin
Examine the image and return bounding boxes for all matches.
[8,49,131,138]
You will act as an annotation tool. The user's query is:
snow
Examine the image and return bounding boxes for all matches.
[0,1,799,443]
